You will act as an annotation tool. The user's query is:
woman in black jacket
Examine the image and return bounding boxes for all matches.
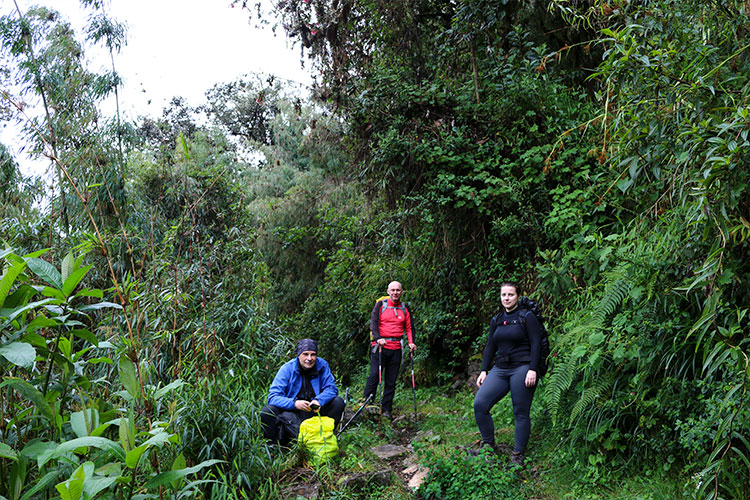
[473,281,541,465]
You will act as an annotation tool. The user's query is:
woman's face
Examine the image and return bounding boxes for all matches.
[501,285,519,312]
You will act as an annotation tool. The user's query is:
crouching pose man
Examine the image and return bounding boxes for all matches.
[260,339,345,445]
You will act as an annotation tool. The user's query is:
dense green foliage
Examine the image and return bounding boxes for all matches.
[1,0,749,498]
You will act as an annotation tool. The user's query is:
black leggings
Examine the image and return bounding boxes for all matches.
[473,365,536,453]
[363,347,402,412]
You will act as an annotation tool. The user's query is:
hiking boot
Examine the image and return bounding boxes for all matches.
[466,441,495,457]
[510,451,525,466]
[381,410,392,419]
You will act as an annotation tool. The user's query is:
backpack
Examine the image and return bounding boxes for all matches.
[490,296,551,378]
[299,415,338,465]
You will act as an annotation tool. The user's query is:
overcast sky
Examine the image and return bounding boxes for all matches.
[1,0,311,173]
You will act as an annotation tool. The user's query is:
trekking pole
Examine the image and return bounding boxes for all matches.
[378,345,383,408]
[339,388,350,433]
[337,393,373,436]
[410,349,417,430]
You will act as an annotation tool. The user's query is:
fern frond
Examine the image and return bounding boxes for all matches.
[569,373,615,425]
[546,352,582,425]
[592,273,633,325]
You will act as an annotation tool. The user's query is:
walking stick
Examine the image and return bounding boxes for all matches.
[410,349,417,429]
[337,393,373,436]
[378,344,383,407]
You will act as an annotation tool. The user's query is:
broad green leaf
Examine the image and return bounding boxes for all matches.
[73,288,103,299]
[21,440,58,468]
[144,459,222,489]
[56,464,85,500]
[0,342,36,368]
[90,420,115,437]
[119,416,133,452]
[0,442,17,460]
[119,357,140,400]
[1,378,54,422]
[52,437,126,462]
[0,260,27,308]
[141,430,171,449]
[20,470,59,500]
[1,298,57,329]
[21,248,50,259]
[82,475,118,498]
[70,328,98,346]
[76,301,123,313]
[125,445,147,469]
[171,452,187,489]
[26,315,61,332]
[62,265,92,298]
[61,252,74,282]
[26,258,63,290]
[40,286,65,300]
[70,409,99,438]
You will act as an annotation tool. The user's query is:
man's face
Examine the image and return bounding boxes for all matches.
[387,282,403,303]
[298,350,317,370]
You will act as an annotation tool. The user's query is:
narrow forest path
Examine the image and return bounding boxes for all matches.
[277,381,549,499]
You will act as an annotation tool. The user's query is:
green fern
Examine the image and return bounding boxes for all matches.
[546,351,582,425]
[592,271,633,325]
[569,372,615,425]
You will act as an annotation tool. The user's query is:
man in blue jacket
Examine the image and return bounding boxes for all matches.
[260,338,345,445]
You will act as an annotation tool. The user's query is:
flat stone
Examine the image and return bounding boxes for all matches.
[281,482,320,499]
[339,470,392,489]
[408,467,430,489]
[401,464,419,475]
[370,444,408,459]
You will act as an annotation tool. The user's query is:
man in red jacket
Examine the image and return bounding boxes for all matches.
[362,281,417,418]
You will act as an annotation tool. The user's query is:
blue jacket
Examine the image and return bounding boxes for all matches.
[267,357,339,410]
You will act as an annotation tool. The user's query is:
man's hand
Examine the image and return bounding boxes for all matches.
[294,400,312,411]
[377,338,386,346]
[409,343,417,353]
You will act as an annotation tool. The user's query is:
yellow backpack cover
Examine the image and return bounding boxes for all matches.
[298,415,338,464]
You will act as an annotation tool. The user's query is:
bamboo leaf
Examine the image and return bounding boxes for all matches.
[153,379,186,400]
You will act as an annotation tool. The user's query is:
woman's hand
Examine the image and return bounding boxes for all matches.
[525,370,537,388]
[476,371,487,388]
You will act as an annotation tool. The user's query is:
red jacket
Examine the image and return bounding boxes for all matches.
[370,299,414,350]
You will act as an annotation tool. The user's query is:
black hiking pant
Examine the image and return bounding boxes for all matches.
[473,364,536,453]
[363,346,402,413]
[260,396,345,446]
